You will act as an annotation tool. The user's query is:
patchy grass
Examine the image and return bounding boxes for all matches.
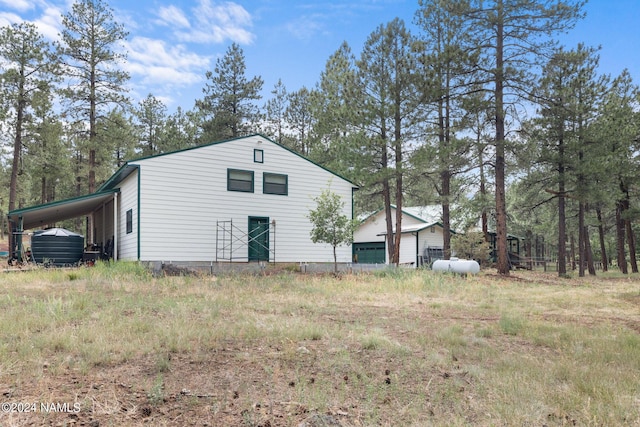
[0,263,639,426]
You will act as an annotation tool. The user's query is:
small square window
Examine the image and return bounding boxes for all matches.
[126,209,133,234]
[228,169,254,192]
[263,172,288,196]
[254,149,264,163]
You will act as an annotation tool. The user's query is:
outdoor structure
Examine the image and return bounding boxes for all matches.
[353,205,450,267]
[486,231,524,267]
[8,134,357,266]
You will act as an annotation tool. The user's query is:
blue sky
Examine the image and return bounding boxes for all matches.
[1,0,639,113]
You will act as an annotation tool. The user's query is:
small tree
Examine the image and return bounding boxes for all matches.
[451,231,491,266]
[308,188,356,273]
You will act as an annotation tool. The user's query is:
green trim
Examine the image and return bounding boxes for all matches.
[98,164,139,192]
[254,148,264,163]
[396,222,457,235]
[126,209,133,234]
[8,189,119,217]
[227,168,254,193]
[98,134,357,191]
[358,205,428,225]
[358,205,459,234]
[263,172,288,196]
[137,166,141,261]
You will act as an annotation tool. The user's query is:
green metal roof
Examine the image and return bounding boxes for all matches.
[8,190,118,230]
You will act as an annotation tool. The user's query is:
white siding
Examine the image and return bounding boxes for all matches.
[353,212,386,243]
[399,233,419,265]
[418,226,445,250]
[131,136,353,263]
[118,170,139,260]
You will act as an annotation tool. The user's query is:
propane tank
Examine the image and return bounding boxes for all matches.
[432,257,480,275]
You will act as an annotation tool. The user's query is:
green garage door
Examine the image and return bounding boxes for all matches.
[353,242,386,264]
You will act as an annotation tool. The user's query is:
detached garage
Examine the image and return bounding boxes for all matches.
[353,205,451,267]
[353,241,386,264]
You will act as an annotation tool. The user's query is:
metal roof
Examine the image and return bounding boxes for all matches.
[376,222,444,236]
[7,190,118,230]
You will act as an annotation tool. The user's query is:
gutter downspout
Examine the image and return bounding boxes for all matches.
[18,216,23,262]
[414,231,419,269]
[113,192,118,261]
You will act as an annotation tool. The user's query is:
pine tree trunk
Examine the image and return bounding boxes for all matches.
[393,105,403,266]
[558,189,567,276]
[494,5,509,275]
[557,132,567,276]
[626,215,638,274]
[578,202,586,277]
[616,200,628,274]
[596,207,608,272]
[382,178,394,264]
[570,234,576,271]
[584,222,596,276]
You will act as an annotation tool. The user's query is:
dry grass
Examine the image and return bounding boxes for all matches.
[0,263,639,426]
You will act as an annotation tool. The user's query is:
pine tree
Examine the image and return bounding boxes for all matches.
[464,0,586,275]
[414,0,479,260]
[160,107,201,153]
[263,79,288,145]
[0,22,58,212]
[197,43,263,142]
[285,87,314,155]
[134,94,167,156]
[595,71,640,274]
[58,0,129,194]
[308,42,361,182]
[355,18,420,265]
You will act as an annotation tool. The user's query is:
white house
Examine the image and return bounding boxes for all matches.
[8,134,357,266]
[353,205,449,267]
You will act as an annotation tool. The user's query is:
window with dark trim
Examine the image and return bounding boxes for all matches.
[227,169,254,192]
[263,172,288,195]
[254,149,263,163]
[126,209,133,234]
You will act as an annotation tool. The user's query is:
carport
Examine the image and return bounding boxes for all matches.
[7,190,120,262]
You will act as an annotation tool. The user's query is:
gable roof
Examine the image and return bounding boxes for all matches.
[100,133,356,191]
[401,205,442,224]
[360,205,442,224]
[361,204,461,235]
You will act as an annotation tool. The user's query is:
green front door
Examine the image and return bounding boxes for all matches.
[248,217,270,261]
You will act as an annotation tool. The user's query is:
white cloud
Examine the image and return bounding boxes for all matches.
[0,3,62,41]
[285,15,326,41]
[32,5,63,41]
[0,12,23,27]
[156,5,190,29]
[0,0,33,13]
[173,0,254,45]
[124,36,209,86]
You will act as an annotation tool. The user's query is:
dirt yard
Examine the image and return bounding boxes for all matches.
[1,267,639,426]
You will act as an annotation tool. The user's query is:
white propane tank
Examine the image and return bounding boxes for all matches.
[432,257,480,275]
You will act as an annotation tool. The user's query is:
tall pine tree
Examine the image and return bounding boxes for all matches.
[197,43,263,142]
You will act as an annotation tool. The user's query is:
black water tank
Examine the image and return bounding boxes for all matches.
[31,228,84,266]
